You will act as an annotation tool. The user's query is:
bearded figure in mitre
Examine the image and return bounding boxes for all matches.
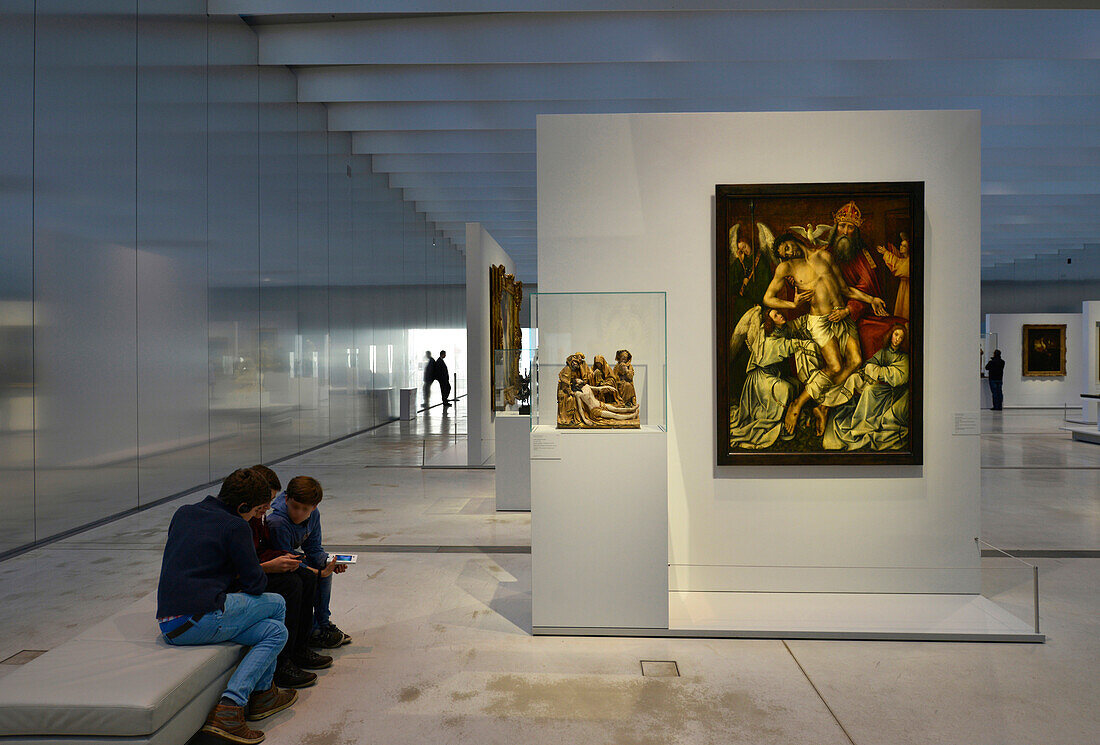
[823,200,908,359]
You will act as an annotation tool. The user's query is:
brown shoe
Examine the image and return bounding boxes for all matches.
[246,684,298,721]
[201,702,265,744]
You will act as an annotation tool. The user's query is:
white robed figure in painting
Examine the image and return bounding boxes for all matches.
[728,306,812,450]
[823,324,910,451]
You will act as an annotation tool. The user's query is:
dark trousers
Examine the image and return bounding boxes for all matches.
[989,379,1003,410]
[263,566,317,661]
[439,379,451,405]
[423,380,434,407]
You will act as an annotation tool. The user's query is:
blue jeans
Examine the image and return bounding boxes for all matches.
[165,593,287,706]
[989,379,1003,410]
[314,573,332,628]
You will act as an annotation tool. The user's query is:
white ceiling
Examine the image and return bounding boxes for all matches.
[209,2,1100,282]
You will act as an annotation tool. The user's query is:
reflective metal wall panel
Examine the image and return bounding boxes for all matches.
[136,1,210,504]
[1,12,473,554]
[327,134,356,439]
[0,0,36,552]
[258,66,300,462]
[208,16,260,479]
[297,103,330,451]
[351,162,378,429]
[33,1,139,538]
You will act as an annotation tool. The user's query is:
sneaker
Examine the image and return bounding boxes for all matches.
[292,648,333,670]
[246,684,298,722]
[273,659,316,689]
[202,701,265,744]
[310,622,352,648]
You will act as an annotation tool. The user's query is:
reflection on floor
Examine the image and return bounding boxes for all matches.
[0,407,1096,744]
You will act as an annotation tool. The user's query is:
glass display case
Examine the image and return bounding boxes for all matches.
[530,292,666,430]
[493,347,535,413]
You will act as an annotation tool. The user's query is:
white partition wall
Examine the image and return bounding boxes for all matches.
[985,313,1083,409]
[465,223,516,466]
[537,111,991,635]
[1083,301,1100,422]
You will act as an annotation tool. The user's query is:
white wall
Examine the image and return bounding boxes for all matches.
[538,110,981,594]
[985,313,1082,408]
[466,223,515,466]
[1083,301,1100,421]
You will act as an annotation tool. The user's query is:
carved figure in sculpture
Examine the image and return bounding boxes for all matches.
[613,349,637,407]
[589,355,622,405]
[556,353,587,426]
[557,352,639,428]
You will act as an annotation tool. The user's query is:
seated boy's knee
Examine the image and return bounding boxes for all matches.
[262,618,289,646]
[260,592,287,620]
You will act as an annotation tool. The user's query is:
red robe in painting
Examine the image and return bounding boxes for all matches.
[832,247,907,359]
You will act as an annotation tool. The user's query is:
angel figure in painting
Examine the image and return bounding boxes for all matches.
[728,306,806,449]
[823,324,910,451]
[875,233,911,319]
[613,349,637,407]
[729,223,773,327]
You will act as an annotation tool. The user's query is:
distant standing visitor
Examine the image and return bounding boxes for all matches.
[422,351,436,408]
[985,349,1005,411]
[435,350,451,408]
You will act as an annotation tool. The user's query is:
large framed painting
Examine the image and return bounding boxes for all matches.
[716,182,924,466]
[1021,324,1066,377]
[490,264,523,410]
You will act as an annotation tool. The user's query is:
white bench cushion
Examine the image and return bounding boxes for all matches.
[0,638,241,737]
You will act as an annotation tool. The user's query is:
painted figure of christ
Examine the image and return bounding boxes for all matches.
[763,232,887,433]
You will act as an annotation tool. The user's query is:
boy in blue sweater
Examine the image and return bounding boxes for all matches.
[156,468,296,744]
[266,475,352,648]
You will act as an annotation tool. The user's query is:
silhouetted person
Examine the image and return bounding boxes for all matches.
[435,350,451,408]
[422,351,436,408]
[985,349,1005,411]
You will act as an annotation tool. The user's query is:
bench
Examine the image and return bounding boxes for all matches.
[0,591,243,745]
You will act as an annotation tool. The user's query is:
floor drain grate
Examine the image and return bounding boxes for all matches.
[1,650,47,665]
[640,660,680,677]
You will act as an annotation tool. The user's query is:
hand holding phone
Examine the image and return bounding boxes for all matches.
[269,554,301,573]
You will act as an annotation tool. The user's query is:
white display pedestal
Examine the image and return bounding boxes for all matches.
[494,412,530,511]
[531,425,668,632]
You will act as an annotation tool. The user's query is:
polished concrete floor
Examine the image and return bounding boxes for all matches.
[0,406,1096,744]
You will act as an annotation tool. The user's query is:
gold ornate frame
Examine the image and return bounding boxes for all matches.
[489,264,523,410]
[1021,324,1067,377]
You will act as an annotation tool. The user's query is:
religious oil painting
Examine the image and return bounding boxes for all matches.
[716,182,923,466]
[1021,324,1066,377]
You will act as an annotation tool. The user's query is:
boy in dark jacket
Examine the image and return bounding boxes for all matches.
[249,465,333,689]
[156,468,296,744]
[266,475,352,649]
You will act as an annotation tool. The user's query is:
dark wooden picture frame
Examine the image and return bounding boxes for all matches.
[716,182,924,466]
[1021,324,1066,377]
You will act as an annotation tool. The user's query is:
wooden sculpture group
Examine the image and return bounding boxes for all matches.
[556,350,640,428]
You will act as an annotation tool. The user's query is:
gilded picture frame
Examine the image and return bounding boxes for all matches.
[489,264,523,410]
[1021,324,1066,377]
